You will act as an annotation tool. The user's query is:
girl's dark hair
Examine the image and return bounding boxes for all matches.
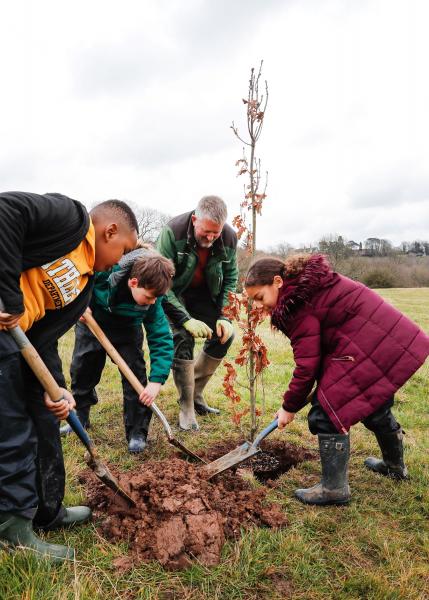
[130,253,175,296]
[245,254,311,287]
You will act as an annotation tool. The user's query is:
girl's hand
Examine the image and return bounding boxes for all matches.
[276,407,295,430]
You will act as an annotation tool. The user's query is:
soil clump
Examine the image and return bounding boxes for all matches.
[81,457,287,570]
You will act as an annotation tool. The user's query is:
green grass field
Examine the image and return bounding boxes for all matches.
[1,288,428,599]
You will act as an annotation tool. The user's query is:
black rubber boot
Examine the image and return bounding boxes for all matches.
[0,513,73,563]
[59,406,91,435]
[128,432,148,453]
[364,428,408,479]
[295,434,351,505]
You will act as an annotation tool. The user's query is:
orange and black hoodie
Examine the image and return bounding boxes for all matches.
[0,192,95,355]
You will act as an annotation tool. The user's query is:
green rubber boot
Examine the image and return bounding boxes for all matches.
[0,513,74,563]
[295,434,351,505]
[193,351,221,415]
[37,506,92,531]
[173,358,199,431]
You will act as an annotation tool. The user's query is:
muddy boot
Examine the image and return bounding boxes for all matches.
[125,405,151,453]
[60,406,91,436]
[128,433,147,453]
[193,351,221,416]
[0,513,74,563]
[364,428,408,479]
[295,434,351,505]
[173,358,199,431]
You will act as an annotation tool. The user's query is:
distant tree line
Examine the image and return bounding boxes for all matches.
[236,234,429,289]
[268,235,429,261]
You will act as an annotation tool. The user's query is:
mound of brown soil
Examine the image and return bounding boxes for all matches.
[81,456,288,570]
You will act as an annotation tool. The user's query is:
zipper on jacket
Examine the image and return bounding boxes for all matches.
[319,389,348,434]
[332,355,355,362]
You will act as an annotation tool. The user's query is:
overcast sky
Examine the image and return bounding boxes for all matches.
[0,0,428,248]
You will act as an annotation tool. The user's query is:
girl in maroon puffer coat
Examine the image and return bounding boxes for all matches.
[245,254,429,506]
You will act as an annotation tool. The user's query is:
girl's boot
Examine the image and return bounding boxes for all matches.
[364,428,408,479]
[295,433,351,505]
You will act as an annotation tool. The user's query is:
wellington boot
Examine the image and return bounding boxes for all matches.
[295,434,351,505]
[173,358,199,431]
[365,428,408,480]
[128,433,148,453]
[0,513,73,563]
[193,351,221,415]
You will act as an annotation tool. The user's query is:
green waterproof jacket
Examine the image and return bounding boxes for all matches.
[90,249,173,384]
[156,210,239,325]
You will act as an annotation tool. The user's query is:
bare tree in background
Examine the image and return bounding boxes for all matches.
[128,204,171,244]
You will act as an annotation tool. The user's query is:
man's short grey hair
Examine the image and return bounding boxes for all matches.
[195,195,227,225]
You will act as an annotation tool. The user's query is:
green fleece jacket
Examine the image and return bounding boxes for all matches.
[156,210,238,325]
[90,249,173,384]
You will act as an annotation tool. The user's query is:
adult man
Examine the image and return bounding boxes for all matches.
[157,195,238,431]
[0,192,138,561]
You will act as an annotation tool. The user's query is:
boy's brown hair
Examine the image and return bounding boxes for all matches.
[130,252,175,296]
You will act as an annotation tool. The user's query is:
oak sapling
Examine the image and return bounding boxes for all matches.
[223,61,270,440]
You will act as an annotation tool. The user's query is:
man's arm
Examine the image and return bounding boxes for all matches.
[219,249,239,315]
[156,226,191,325]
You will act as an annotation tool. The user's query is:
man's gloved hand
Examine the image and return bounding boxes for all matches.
[216,319,234,344]
[183,318,212,339]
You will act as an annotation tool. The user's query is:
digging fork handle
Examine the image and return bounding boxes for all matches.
[82,310,174,440]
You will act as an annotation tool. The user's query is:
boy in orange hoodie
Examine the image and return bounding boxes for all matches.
[0,192,138,562]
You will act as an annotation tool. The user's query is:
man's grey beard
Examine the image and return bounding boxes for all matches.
[196,237,214,248]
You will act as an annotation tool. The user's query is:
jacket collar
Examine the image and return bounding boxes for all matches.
[271,254,334,331]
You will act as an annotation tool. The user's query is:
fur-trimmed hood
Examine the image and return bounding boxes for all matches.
[271,254,334,331]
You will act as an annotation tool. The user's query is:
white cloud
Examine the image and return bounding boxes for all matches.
[0,0,428,247]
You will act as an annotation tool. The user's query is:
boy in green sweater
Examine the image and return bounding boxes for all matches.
[61,248,175,453]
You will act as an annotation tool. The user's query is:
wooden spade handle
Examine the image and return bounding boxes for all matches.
[83,311,145,393]
[82,310,174,439]
[7,325,64,403]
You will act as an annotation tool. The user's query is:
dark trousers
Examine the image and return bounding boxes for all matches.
[70,321,151,440]
[0,351,38,519]
[308,394,400,435]
[0,280,93,525]
[173,286,234,361]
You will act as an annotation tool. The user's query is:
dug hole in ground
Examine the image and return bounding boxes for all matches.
[79,439,315,571]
